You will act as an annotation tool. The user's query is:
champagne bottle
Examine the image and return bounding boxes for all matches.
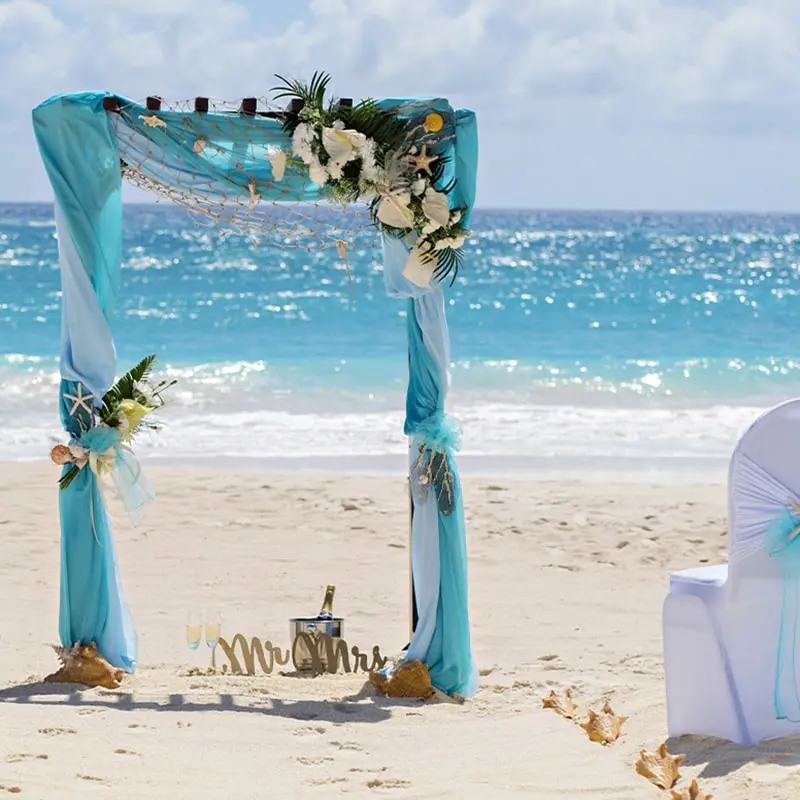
[317,585,336,620]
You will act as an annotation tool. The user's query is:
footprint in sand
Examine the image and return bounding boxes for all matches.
[305,777,348,787]
[38,728,76,736]
[296,757,334,766]
[77,775,106,784]
[6,754,48,763]
[113,749,139,756]
[0,786,22,795]
[366,778,411,789]
[350,767,388,774]
[293,726,327,737]
[330,741,366,753]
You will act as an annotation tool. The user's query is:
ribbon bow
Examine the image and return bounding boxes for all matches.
[410,412,461,517]
[767,498,800,722]
[72,426,154,527]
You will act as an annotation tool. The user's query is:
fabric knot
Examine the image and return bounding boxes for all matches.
[411,412,462,454]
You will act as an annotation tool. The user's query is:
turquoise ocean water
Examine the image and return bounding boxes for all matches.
[2,202,799,472]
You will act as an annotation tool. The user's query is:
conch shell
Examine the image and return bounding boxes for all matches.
[671,779,712,800]
[369,660,435,700]
[636,742,685,789]
[542,687,577,719]
[580,701,628,744]
[45,643,124,690]
[50,444,73,465]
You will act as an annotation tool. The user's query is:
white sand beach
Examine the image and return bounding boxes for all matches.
[1,462,797,798]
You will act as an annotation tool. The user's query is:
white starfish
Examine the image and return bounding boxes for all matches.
[63,383,95,416]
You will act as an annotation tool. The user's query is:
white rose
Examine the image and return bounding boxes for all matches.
[434,235,466,251]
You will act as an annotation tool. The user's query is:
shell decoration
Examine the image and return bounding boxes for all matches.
[580,701,628,744]
[369,659,435,700]
[542,687,577,720]
[671,779,713,800]
[50,444,73,465]
[636,742,685,789]
[45,642,124,690]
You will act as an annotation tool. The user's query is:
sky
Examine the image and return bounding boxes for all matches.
[2,0,800,211]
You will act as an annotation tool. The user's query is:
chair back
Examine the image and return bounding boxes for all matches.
[728,398,800,583]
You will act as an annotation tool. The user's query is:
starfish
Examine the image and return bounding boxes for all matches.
[139,114,167,129]
[63,383,95,416]
[407,144,439,176]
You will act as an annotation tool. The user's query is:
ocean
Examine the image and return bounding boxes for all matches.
[2,202,799,475]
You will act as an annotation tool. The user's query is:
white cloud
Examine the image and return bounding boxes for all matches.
[3,0,800,206]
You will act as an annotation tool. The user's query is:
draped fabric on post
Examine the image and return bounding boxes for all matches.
[731,453,800,721]
[32,92,137,671]
[383,109,479,697]
[32,90,478,693]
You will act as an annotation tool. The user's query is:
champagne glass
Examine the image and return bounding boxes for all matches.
[186,610,203,659]
[205,612,222,670]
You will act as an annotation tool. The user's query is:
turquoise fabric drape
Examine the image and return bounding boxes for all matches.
[384,108,479,697]
[768,507,800,721]
[33,89,478,692]
[33,92,137,670]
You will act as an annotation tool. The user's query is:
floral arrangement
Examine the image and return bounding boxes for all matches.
[270,72,469,285]
[51,355,175,491]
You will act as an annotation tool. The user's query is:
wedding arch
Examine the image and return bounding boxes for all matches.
[32,76,478,698]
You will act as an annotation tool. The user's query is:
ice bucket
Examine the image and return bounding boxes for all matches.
[290,616,344,671]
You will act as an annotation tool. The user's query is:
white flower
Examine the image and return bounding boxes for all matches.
[411,178,426,197]
[422,187,450,229]
[308,161,329,187]
[266,146,287,182]
[359,138,380,185]
[68,443,89,462]
[434,235,466,251]
[321,125,368,181]
[133,380,156,405]
[291,123,315,163]
[422,220,441,235]
[376,192,414,228]
[450,209,463,224]
[402,244,436,288]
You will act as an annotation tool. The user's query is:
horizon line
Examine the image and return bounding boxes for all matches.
[1,200,800,217]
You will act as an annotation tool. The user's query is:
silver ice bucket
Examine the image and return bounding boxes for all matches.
[290,617,344,671]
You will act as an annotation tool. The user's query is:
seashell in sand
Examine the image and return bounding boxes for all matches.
[580,701,628,744]
[636,741,685,789]
[50,444,73,466]
[671,779,712,800]
[369,659,435,700]
[45,642,124,690]
[542,687,577,719]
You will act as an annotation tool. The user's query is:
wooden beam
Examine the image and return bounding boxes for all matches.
[194,97,209,113]
[338,98,353,109]
[240,97,257,116]
[146,96,162,111]
[102,96,120,113]
[288,98,305,114]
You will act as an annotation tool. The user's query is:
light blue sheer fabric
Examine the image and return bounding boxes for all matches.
[768,507,800,721]
[731,453,800,722]
[33,92,137,671]
[33,89,478,691]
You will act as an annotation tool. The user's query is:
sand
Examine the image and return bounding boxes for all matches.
[0,462,796,798]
